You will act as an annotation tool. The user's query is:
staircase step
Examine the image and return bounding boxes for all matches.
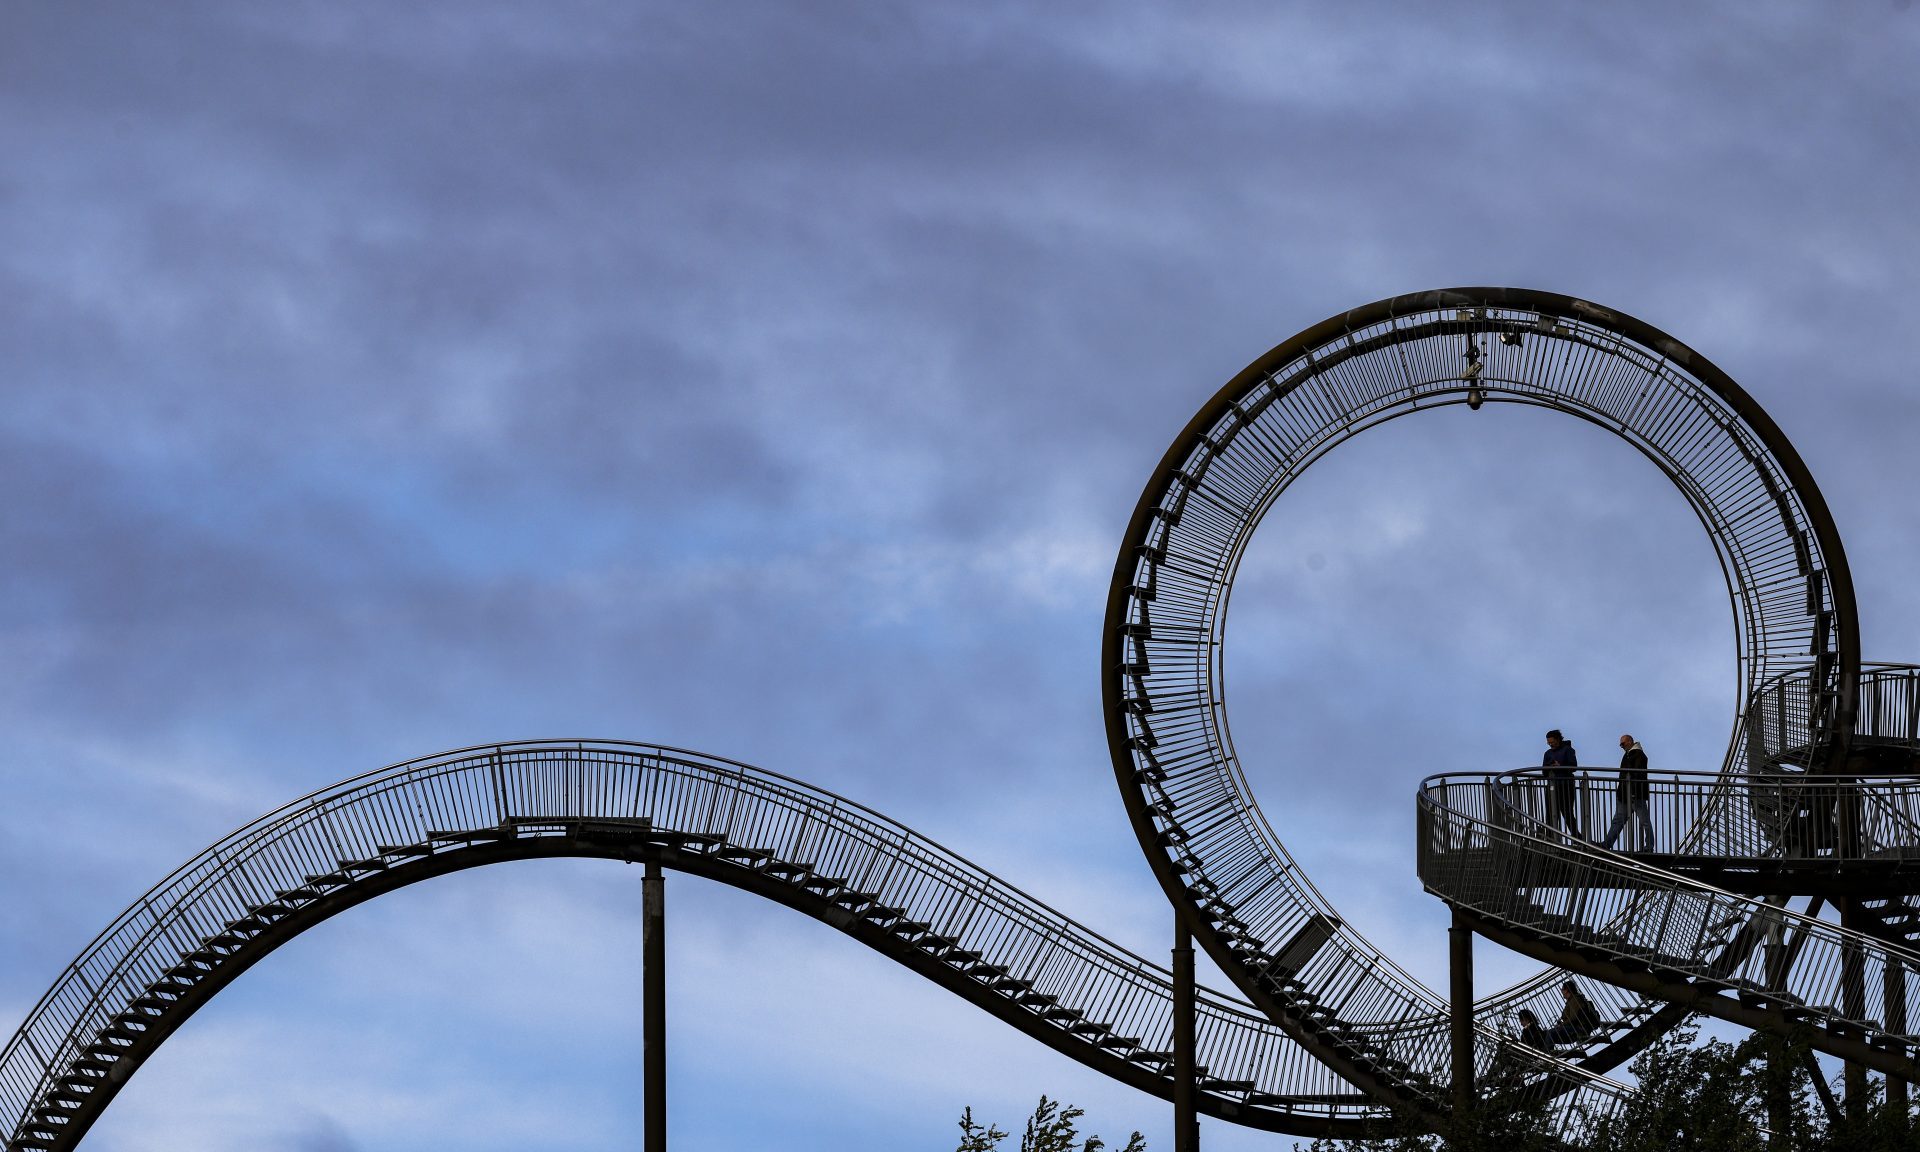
[377,842,434,859]
[54,1073,104,1090]
[427,829,508,844]
[713,845,772,863]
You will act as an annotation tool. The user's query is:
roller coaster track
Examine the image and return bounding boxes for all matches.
[8,288,1917,1146]
[3,740,1621,1151]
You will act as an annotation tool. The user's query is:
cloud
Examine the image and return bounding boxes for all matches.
[4,3,1918,1148]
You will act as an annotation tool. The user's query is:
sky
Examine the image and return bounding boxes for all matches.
[3,3,1918,1150]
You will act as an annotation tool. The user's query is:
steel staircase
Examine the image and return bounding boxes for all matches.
[3,741,1402,1152]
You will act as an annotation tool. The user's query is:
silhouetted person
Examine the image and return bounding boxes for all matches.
[1601,734,1654,851]
[1489,1007,1557,1086]
[1516,1008,1552,1051]
[1542,730,1582,841]
[1546,979,1600,1046]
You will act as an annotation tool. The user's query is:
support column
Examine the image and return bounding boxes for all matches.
[1449,908,1476,1118]
[1173,914,1199,1152]
[1887,956,1909,1115]
[645,861,666,1152]
[1840,898,1867,1119]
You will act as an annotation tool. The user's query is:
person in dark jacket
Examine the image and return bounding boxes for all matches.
[1515,1008,1552,1052]
[1490,1007,1556,1085]
[1542,729,1582,841]
[1546,979,1601,1046]
[1601,733,1654,851]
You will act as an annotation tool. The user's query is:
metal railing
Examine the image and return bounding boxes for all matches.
[1105,291,1857,1125]
[1748,663,1920,772]
[1494,766,1920,863]
[1419,772,1920,1064]
[5,741,1371,1149]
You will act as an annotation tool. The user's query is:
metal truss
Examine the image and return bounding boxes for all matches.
[4,741,1404,1151]
[1421,772,1920,1080]
[1102,288,1869,1121]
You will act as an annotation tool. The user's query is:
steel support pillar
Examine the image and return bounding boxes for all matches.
[1449,908,1476,1117]
[1173,914,1199,1152]
[1887,956,1910,1116]
[1841,898,1867,1118]
[645,861,666,1152]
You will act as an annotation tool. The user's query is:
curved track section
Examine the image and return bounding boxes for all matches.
[1419,767,1920,1080]
[5,740,1487,1151]
[1102,287,1862,1111]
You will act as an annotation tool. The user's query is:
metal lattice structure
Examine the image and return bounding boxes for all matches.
[3,741,1423,1150]
[8,287,1919,1148]
[1101,288,1886,1119]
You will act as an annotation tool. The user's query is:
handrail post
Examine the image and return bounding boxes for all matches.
[1449,908,1475,1118]
[645,862,666,1152]
[1173,913,1199,1152]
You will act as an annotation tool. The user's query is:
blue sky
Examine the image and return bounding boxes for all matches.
[4,3,1918,1149]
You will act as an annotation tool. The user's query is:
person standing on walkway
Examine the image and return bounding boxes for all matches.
[1543,729,1582,841]
[1601,734,1654,852]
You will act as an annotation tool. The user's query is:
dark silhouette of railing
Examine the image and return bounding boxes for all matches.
[1750,663,1920,774]
[1493,765,1920,867]
[1103,289,1862,1128]
[1419,772,1920,1079]
[4,741,1388,1152]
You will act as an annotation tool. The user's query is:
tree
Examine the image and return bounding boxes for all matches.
[954,1096,1147,1152]
[1294,1017,1920,1152]
[1584,1022,1777,1152]
[957,1106,1010,1152]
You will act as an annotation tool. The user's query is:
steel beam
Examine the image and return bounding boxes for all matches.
[1450,910,1475,1117]
[645,861,666,1152]
[1174,914,1199,1152]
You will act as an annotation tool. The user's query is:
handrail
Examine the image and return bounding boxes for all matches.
[1419,772,1920,1067]
[1748,663,1920,772]
[1102,289,1862,1130]
[1493,765,1920,863]
[4,741,1380,1148]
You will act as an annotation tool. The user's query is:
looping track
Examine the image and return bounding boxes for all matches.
[7,288,1916,1148]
